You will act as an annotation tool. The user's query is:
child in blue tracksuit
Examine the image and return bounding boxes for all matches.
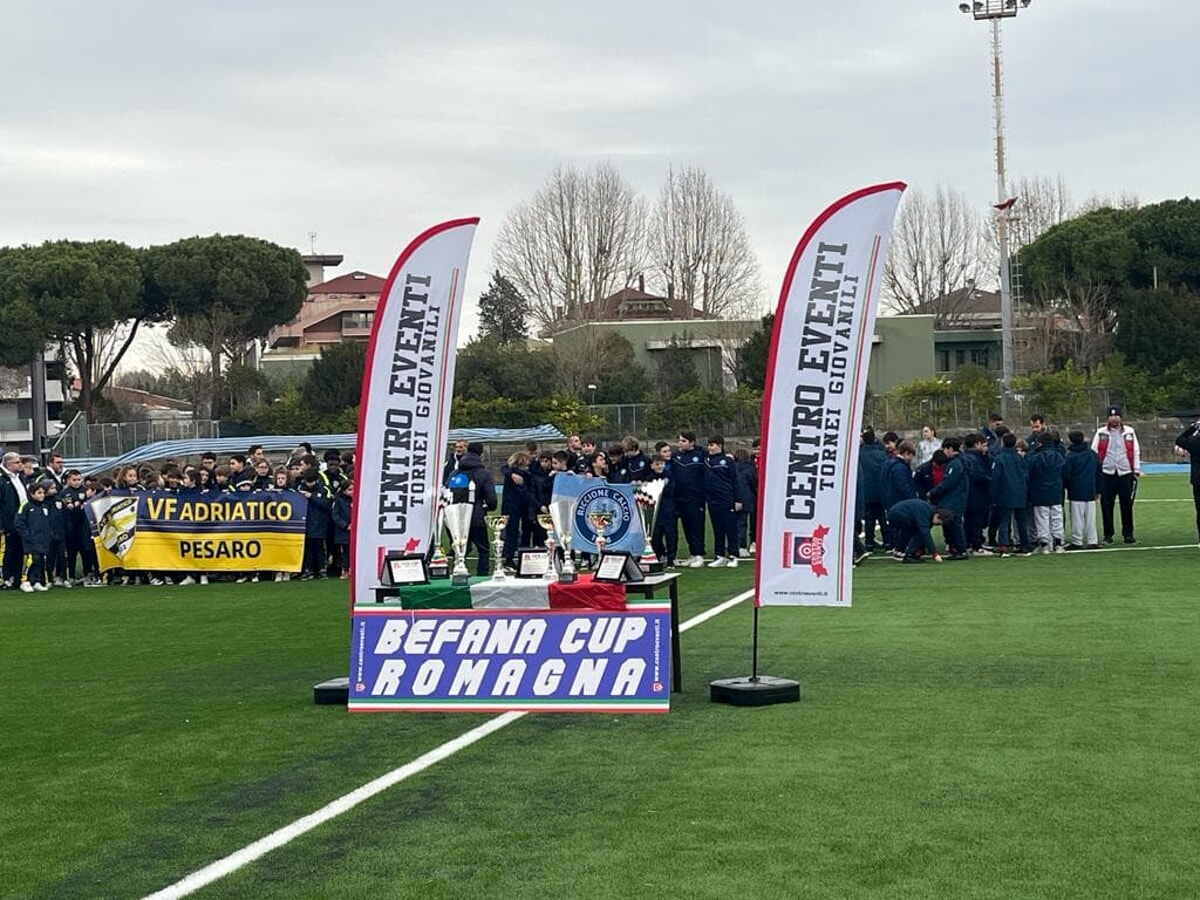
[299,469,331,579]
[704,434,739,567]
[1062,430,1100,549]
[647,455,677,567]
[330,480,353,579]
[15,480,54,591]
[989,432,1031,555]
[734,447,757,559]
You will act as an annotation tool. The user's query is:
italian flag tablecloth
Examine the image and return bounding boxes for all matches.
[397,574,627,611]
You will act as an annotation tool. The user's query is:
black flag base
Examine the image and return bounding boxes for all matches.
[710,675,801,707]
[314,676,350,705]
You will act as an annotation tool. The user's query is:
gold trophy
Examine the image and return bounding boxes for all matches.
[537,512,557,581]
[486,514,509,582]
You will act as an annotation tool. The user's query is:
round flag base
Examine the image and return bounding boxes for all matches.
[314,676,350,706]
[710,675,801,707]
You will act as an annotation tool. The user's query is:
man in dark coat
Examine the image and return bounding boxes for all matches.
[0,451,28,588]
[457,442,497,575]
[1175,420,1200,545]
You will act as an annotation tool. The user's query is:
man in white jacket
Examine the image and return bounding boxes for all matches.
[1091,405,1141,544]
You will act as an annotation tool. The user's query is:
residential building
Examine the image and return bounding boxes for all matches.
[260,267,384,380]
[0,364,69,455]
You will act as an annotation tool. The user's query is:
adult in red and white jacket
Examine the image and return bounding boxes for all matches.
[1090,405,1141,544]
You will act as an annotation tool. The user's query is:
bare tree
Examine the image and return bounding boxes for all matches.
[649,166,763,319]
[1025,274,1115,372]
[1008,174,1076,253]
[883,185,994,326]
[1079,191,1140,214]
[493,163,647,330]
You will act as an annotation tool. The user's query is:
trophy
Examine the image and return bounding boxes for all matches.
[587,508,615,556]
[486,514,509,582]
[537,512,558,581]
[429,501,450,579]
[634,480,665,574]
[444,474,476,586]
[548,495,579,583]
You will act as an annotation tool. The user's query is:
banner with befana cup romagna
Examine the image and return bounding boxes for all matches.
[84,489,308,572]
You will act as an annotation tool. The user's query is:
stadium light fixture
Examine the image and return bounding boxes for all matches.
[956,0,1033,415]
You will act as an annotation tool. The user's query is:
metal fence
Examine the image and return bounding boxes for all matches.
[54,418,223,460]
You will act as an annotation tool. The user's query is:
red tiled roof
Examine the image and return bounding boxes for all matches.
[308,271,385,295]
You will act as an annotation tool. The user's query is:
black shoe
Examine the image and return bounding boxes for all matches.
[1102,537,1114,545]
[1123,536,1136,544]
[1064,544,1083,551]
[1015,547,1034,557]
[854,551,870,566]
[947,553,970,561]
[1087,544,1101,550]
[901,556,924,564]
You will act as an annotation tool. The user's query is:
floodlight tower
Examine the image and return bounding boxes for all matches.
[958,0,1031,416]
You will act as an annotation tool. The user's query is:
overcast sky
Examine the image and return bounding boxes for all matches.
[3,0,1196,361]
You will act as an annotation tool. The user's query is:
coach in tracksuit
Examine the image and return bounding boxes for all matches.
[1091,405,1141,544]
[673,431,708,567]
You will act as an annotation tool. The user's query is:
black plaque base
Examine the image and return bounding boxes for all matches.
[710,675,801,707]
[314,676,350,706]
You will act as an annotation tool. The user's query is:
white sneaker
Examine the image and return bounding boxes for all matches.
[33,582,49,592]
[707,557,727,568]
[251,574,260,583]
[53,578,66,587]
[737,548,750,559]
[199,575,209,585]
[686,556,705,568]
[149,577,166,586]
[19,581,34,593]
[748,543,757,556]
[726,556,739,568]
[178,575,196,586]
[274,572,284,582]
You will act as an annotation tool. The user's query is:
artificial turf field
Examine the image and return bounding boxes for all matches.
[3,473,1199,900]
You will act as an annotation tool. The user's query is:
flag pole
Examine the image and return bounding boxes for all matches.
[710,182,905,709]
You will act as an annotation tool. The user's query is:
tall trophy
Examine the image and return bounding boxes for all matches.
[486,514,509,582]
[429,498,450,579]
[444,472,476,586]
[634,480,665,574]
[548,495,579,583]
[537,512,558,581]
[587,509,615,557]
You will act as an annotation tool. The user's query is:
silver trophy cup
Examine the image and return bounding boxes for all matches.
[443,501,474,586]
[548,496,579,583]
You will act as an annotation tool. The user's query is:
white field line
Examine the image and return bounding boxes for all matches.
[143,588,755,900]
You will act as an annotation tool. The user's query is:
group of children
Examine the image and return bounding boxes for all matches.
[2,444,357,591]
[857,414,1108,564]
[451,432,760,574]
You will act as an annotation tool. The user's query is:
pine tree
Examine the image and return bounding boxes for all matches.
[477,271,529,343]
